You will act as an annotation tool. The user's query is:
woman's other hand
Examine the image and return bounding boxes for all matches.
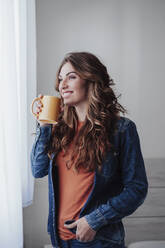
[64,217,96,242]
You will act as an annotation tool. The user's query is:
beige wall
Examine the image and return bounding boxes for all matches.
[24,1,165,247]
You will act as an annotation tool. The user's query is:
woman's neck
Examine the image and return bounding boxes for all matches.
[75,102,88,122]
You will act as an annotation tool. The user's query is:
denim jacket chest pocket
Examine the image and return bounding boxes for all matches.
[98,150,120,181]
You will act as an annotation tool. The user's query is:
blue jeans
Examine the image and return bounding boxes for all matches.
[58,238,126,248]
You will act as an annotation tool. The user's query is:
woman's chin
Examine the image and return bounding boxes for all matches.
[64,101,74,107]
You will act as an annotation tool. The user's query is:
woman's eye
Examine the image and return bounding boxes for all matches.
[69,75,76,80]
[58,75,76,83]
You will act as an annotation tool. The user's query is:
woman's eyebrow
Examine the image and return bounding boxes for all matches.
[59,71,77,78]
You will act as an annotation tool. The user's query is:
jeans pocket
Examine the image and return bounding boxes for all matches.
[74,238,101,247]
[64,220,77,234]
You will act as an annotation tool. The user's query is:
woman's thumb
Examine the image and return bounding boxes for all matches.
[64,220,77,228]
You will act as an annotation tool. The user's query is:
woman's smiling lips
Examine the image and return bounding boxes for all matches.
[62,91,73,98]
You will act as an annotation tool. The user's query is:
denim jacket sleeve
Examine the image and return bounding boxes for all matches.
[30,122,52,178]
[85,120,148,231]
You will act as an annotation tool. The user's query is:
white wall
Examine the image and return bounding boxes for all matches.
[36,0,165,159]
[120,0,165,158]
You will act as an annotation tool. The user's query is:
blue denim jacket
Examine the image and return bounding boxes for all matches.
[30,117,148,247]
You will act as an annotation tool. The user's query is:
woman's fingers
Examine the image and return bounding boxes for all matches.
[36,94,43,111]
[34,94,42,120]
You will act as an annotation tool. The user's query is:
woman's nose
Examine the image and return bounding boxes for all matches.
[61,78,68,89]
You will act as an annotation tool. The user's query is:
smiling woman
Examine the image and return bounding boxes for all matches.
[30,51,148,248]
[58,63,88,117]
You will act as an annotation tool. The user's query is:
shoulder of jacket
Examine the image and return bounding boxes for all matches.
[116,116,136,133]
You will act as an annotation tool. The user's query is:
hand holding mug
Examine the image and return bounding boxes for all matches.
[31,94,61,126]
[35,94,47,126]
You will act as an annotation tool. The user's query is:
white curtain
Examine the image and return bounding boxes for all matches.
[0,0,36,247]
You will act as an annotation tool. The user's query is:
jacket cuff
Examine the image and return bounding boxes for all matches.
[85,209,108,231]
[36,123,52,140]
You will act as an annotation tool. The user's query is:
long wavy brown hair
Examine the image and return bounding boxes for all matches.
[46,52,127,172]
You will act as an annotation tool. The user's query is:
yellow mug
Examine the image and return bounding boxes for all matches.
[31,95,61,124]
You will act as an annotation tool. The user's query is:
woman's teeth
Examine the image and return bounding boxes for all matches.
[63,91,73,97]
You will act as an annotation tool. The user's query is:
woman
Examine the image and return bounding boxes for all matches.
[30,52,148,248]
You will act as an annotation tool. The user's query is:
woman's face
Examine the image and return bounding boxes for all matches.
[58,62,88,107]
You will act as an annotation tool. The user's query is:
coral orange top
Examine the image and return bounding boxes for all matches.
[56,121,95,240]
